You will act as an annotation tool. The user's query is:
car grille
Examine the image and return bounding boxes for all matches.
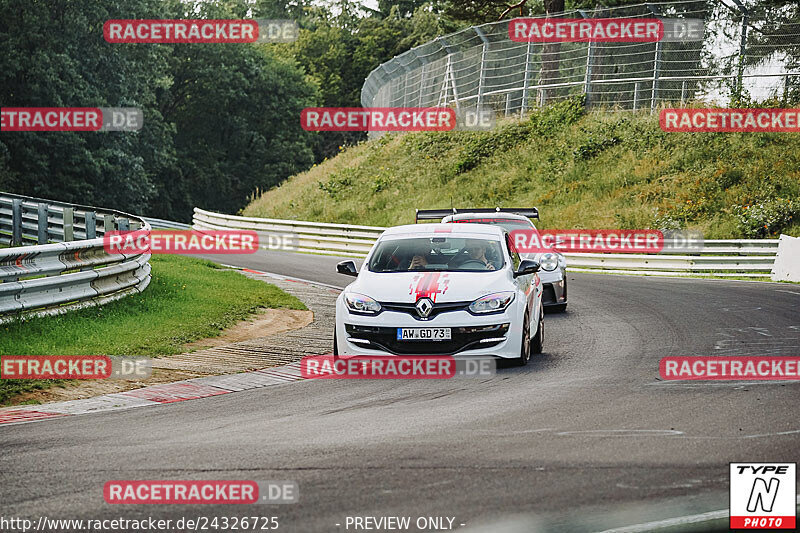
[345,323,510,355]
[379,301,471,320]
[542,284,556,305]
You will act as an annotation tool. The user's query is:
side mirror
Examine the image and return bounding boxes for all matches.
[336,260,358,277]
[513,259,539,278]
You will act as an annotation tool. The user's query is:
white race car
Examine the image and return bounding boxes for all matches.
[334,223,544,365]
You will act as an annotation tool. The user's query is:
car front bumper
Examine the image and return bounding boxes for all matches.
[335,296,524,359]
[539,269,566,307]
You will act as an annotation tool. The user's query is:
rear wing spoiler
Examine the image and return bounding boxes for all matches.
[415,207,539,223]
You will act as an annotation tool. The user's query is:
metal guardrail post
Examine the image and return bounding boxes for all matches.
[118,219,130,231]
[11,198,22,246]
[104,214,115,233]
[85,211,96,239]
[474,26,490,110]
[38,203,49,244]
[63,207,74,242]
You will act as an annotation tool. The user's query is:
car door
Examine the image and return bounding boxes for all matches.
[505,232,539,322]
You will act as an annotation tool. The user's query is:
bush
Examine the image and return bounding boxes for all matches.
[732,198,798,237]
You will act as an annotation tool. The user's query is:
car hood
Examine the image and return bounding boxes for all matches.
[347,269,511,303]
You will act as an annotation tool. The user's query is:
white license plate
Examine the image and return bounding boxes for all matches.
[396,328,451,341]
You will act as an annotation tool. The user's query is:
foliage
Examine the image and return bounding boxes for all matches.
[733,199,799,238]
[0,0,318,222]
[243,106,800,239]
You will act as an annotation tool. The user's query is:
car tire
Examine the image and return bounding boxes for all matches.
[516,309,531,366]
[531,306,544,354]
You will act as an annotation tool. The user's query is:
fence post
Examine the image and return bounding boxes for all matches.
[579,10,594,107]
[85,211,97,239]
[729,0,749,101]
[418,61,427,107]
[584,41,594,107]
[651,40,662,114]
[521,40,533,116]
[633,81,641,111]
[505,93,511,116]
[11,198,22,246]
[681,80,687,106]
[37,203,48,244]
[63,207,74,242]
[474,26,490,110]
[646,4,662,114]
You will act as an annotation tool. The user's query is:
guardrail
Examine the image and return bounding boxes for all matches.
[193,208,784,278]
[0,192,152,320]
[193,208,384,258]
[143,216,192,230]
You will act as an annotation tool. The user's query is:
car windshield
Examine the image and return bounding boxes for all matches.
[368,236,504,272]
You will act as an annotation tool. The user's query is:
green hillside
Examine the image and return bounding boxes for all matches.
[244,99,800,239]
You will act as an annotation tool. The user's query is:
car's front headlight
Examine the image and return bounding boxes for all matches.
[540,252,559,271]
[469,292,515,314]
[344,292,382,315]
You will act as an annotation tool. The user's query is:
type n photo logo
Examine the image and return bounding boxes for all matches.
[730,463,796,529]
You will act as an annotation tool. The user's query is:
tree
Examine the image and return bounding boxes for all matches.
[0,0,178,213]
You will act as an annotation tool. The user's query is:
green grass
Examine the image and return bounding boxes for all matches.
[244,99,800,239]
[0,255,306,404]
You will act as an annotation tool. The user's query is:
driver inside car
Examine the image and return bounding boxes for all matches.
[409,254,428,269]
[460,240,496,270]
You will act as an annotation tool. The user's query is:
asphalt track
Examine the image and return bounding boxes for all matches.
[1,248,798,532]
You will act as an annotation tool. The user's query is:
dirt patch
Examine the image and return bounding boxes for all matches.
[184,308,312,350]
[8,308,313,407]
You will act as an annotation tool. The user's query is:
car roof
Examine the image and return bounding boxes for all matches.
[443,212,532,222]
[382,223,505,239]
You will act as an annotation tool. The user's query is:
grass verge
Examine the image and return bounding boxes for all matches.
[0,255,306,405]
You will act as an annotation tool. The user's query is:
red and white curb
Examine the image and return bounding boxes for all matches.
[0,360,321,426]
[0,267,340,427]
